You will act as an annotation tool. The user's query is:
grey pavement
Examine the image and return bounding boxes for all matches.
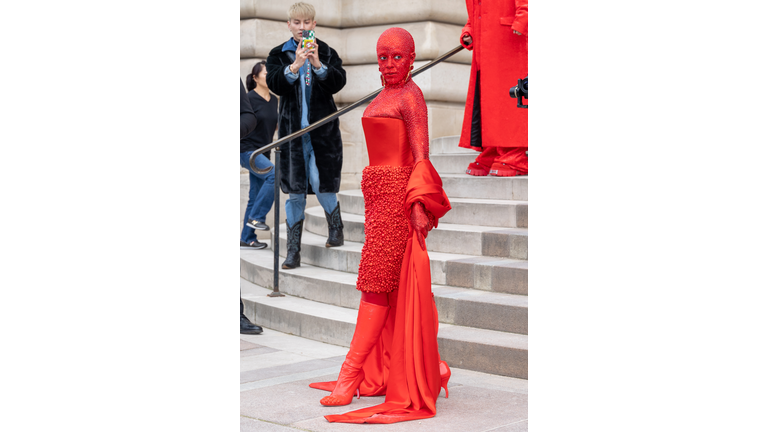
[241,327,528,431]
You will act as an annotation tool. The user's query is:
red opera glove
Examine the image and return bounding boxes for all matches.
[410,201,431,250]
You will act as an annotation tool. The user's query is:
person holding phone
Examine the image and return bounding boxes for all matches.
[265,2,347,270]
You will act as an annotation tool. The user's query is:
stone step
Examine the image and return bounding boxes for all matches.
[241,248,528,335]
[443,256,528,296]
[274,228,527,294]
[240,277,528,379]
[428,136,528,201]
[439,173,528,201]
[430,135,475,155]
[338,190,528,228]
[430,153,478,175]
[303,206,528,259]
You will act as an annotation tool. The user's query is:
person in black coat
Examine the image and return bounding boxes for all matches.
[265,2,346,270]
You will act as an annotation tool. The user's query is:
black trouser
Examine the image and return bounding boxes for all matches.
[470,71,482,148]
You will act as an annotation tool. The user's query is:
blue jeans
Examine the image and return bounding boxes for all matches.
[285,134,338,227]
[240,151,275,244]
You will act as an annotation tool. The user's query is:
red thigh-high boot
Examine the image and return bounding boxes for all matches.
[320,300,390,406]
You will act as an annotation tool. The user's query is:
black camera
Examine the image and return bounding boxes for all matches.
[509,76,528,109]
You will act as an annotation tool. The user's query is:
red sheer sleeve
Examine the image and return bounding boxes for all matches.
[398,86,430,163]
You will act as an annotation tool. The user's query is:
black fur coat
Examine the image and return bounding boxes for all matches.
[265,38,346,195]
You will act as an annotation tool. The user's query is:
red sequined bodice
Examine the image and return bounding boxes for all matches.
[362,117,414,168]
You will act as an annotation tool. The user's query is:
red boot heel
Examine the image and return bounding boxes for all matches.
[439,360,451,398]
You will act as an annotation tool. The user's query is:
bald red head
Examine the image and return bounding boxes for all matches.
[376,28,416,87]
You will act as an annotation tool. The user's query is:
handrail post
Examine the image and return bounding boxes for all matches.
[267,146,284,297]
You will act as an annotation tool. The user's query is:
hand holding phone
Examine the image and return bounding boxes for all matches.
[301,30,315,52]
[302,30,322,68]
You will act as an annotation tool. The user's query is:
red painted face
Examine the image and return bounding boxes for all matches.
[376,28,416,86]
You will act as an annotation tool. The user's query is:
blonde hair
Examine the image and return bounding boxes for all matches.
[287,2,315,21]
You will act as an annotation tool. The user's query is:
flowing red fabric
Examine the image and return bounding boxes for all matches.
[325,160,451,424]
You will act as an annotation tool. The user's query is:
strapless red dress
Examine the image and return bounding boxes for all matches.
[323,117,453,424]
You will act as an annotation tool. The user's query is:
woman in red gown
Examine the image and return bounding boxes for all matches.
[308,27,453,424]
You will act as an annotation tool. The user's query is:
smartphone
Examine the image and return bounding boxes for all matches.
[301,30,315,51]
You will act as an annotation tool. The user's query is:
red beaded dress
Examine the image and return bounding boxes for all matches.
[355,117,414,295]
[309,28,452,424]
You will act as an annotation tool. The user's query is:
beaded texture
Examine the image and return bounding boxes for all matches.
[356,165,413,293]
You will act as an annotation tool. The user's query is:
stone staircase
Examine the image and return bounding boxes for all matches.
[240,135,529,379]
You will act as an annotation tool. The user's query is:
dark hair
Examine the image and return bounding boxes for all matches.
[246,61,267,91]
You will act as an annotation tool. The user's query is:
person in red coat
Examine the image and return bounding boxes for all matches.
[459,0,528,176]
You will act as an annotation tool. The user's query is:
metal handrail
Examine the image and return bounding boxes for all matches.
[252,44,466,296]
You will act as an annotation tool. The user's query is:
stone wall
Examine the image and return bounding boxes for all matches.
[240,0,472,231]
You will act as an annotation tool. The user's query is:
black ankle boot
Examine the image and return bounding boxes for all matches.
[240,313,263,334]
[282,219,303,269]
[240,299,263,334]
[325,203,344,248]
